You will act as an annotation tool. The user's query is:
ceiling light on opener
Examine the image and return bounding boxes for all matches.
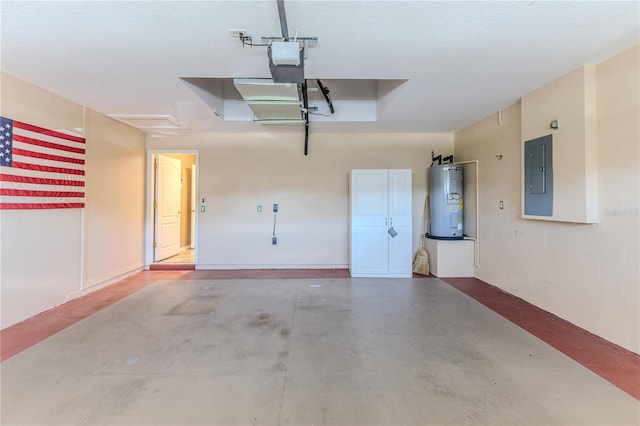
[270,41,300,65]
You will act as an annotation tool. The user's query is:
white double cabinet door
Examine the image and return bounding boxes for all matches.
[350,169,413,277]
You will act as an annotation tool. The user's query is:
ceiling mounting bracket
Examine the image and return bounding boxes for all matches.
[277,0,289,41]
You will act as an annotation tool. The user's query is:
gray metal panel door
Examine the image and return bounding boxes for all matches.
[524,135,553,216]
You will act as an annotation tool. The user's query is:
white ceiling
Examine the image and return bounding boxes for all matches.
[1,1,638,134]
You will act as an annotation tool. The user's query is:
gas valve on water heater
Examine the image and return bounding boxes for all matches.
[427,154,464,239]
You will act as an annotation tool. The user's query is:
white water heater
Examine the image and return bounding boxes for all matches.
[428,164,464,239]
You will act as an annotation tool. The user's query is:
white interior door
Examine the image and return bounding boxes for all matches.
[350,169,389,276]
[154,154,182,261]
[190,165,196,250]
[387,169,412,275]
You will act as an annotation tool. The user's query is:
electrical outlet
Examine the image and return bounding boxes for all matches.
[229,29,246,38]
[272,237,277,245]
[273,203,278,212]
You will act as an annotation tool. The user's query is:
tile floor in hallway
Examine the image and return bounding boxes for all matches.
[1,274,639,425]
[158,249,195,264]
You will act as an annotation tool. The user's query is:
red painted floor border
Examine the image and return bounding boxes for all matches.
[149,263,196,270]
[190,269,352,279]
[441,277,640,401]
[0,271,190,362]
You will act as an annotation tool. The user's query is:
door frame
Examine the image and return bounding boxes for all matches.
[145,149,199,268]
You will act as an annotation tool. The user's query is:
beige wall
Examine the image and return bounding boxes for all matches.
[454,45,640,354]
[84,110,146,287]
[0,73,146,328]
[148,132,454,268]
[521,65,598,223]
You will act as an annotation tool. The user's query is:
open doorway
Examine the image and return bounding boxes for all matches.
[147,151,198,268]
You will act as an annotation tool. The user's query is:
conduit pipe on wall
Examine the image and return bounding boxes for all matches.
[302,80,310,155]
[456,160,480,267]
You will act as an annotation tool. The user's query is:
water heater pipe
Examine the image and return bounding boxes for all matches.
[455,160,480,267]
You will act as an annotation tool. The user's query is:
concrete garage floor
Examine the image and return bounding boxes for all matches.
[1,278,638,425]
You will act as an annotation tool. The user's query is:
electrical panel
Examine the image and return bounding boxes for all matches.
[524,134,553,216]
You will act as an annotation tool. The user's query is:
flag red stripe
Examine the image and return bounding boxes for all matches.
[0,202,84,209]
[13,134,85,154]
[12,162,85,176]
[0,174,85,187]
[13,121,85,144]
[13,148,85,165]
[0,189,84,197]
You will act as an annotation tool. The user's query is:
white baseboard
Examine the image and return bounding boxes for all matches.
[350,273,413,278]
[196,264,348,270]
[67,264,145,301]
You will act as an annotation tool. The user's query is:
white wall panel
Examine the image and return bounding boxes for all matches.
[1,209,82,326]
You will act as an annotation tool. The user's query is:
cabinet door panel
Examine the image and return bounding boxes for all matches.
[352,226,389,274]
[388,170,412,275]
[351,170,389,274]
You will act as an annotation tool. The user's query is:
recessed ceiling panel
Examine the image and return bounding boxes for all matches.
[109,114,183,129]
[233,79,299,101]
[247,101,302,120]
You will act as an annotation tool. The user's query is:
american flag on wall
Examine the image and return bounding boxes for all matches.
[0,116,85,209]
